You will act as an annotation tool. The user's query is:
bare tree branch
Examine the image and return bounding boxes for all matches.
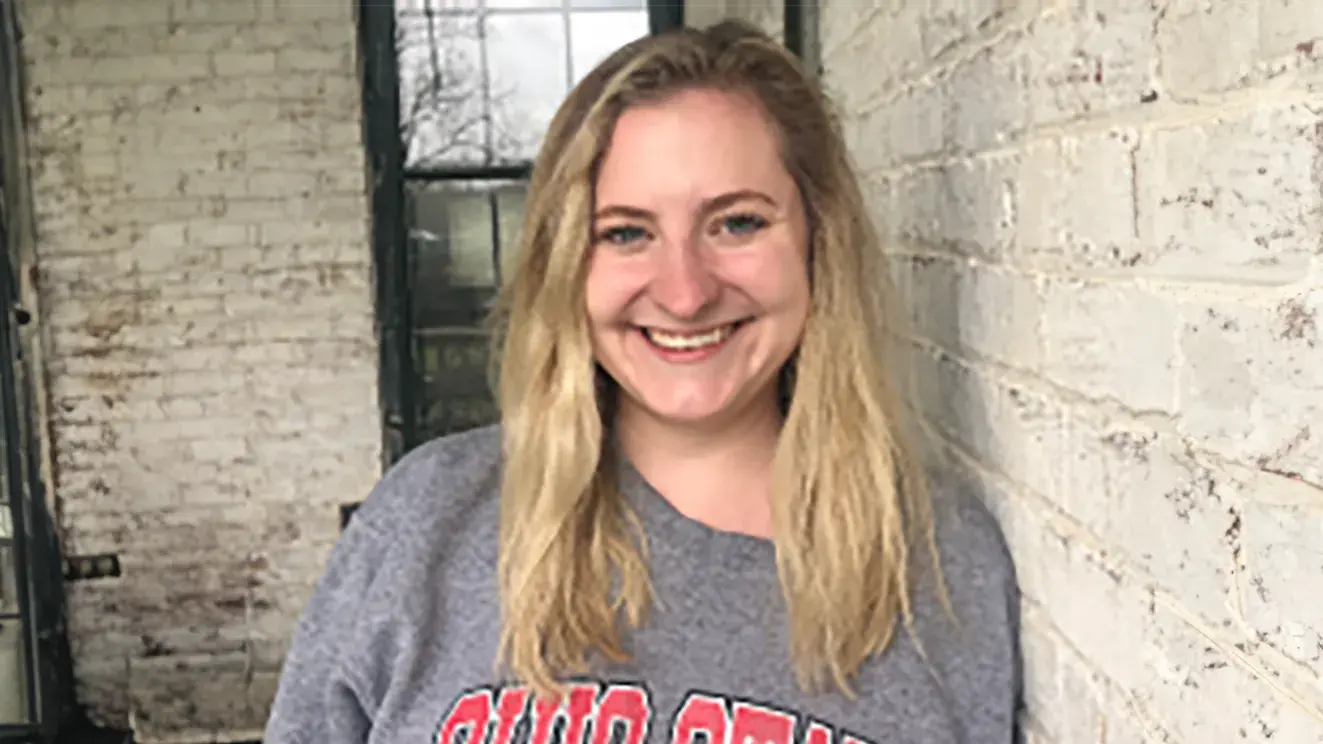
[395,6,523,170]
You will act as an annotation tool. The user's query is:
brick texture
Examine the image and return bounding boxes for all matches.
[825,1,1323,742]
[19,0,379,739]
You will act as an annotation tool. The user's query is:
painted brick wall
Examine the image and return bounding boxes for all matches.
[822,2,1323,742]
[18,0,380,739]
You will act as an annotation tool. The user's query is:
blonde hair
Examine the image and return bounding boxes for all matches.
[488,20,937,699]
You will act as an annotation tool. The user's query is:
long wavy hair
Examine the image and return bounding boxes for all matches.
[488,20,937,699]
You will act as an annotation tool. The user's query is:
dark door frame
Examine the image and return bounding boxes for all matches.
[0,1,78,741]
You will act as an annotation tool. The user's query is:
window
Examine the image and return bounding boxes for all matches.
[361,0,811,463]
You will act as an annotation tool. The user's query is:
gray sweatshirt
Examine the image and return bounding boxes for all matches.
[264,425,1021,744]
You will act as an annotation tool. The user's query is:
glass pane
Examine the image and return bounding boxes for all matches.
[486,12,570,162]
[406,178,530,321]
[0,538,14,618]
[495,187,526,271]
[0,413,18,623]
[397,11,490,168]
[412,185,499,293]
[0,543,28,724]
[408,180,528,441]
[396,0,651,168]
[485,0,563,8]
[416,329,500,438]
[0,356,24,724]
[571,0,645,8]
[570,11,649,82]
[397,0,480,12]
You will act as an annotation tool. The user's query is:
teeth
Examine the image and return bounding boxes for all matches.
[646,324,734,350]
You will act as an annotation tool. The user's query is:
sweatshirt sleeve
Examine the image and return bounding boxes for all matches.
[263,516,386,744]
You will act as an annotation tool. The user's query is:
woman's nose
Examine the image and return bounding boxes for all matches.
[649,238,720,319]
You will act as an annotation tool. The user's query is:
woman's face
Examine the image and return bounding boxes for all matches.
[584,87,811,431]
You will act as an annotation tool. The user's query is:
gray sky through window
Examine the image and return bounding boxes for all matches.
[397,0,649,169]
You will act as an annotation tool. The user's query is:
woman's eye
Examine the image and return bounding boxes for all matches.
[598,225,648,245]
[718,213,769,236]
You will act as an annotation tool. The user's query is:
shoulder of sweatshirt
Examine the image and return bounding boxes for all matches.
[341,422,505,552]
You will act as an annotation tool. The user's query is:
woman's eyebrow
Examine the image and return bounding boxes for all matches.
[700,189,777,214]
[593,189,777,221]
[593,204,655,221]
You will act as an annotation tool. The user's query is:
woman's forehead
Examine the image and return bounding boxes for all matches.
[594,90,794,207]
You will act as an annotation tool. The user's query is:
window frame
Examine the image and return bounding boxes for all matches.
[0,0,79,739]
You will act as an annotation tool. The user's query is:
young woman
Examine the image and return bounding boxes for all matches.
[265,21,1021,744]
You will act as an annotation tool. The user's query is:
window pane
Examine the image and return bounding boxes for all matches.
[570,11,649,82]
[407,178,527,322]
[0,542,27,724]
[396,0,652,168]
[410,184,499,295]
[397,12,489,168]
[415,328,500,438]
[0,336,24,723]
[407,180,527,440]
[0,458,17,621]
[0,540,14,618]
[397,0,480,13]
[486,12,570,162]
[571,0,645,8]
[485,0,563,8]
[495,187,526,268]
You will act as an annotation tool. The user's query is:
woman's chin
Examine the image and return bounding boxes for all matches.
[621,384,766,430]
[641,401,733,427]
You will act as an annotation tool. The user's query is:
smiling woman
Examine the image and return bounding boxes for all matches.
[266,19,1021,744]
[586,88,812,514]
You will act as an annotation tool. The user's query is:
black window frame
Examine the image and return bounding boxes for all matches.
[0,0,79,740]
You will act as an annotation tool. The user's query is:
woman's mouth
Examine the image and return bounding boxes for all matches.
[638,320,749,355]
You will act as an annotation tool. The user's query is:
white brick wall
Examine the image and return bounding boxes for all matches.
[19,0,380,739]
[824,2,1323,742]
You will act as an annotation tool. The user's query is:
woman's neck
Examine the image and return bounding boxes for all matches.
[614,395,783,538]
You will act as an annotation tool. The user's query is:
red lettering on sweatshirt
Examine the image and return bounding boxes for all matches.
[804,721,833,744]
[528,682,598,744]
[730,701,796,744]
[671,693,728,744]
[490,687,530,744]
[436,689,493,744]
[589,684,651,744]
[434,684,875,744]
